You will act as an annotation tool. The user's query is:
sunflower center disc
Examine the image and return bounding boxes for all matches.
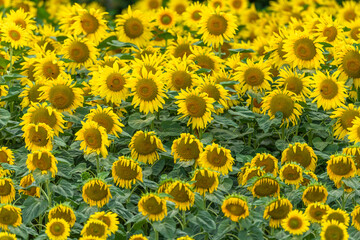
[345,10,356,22]
[175,4,186,14]
[136,78,158,101]
[343,50,360,78]
[43,61,60,79]
[195,172,215,188]
[9,30,20,40]
[30,127,48,147]
[325,225,344,240]
[92,113,114,133]
[186,96,207,117]
[319,79,339,99]
[289,218,301,229]
[106,73,125,92]
[133,133,157,155]
[232,0,242,9]
[329,160,353,176]
[144,196,163,214]
[340,110,359,129]
[84,128,102,149]
[81,13,99,34]
[85,183,108,201]
[0,181,11,196]
[207,15,228,36]
[49,85,75,110]
[124,18,144,39]
[69,42,90,63]
[192,11,202,21]
[226,204,245,216]
[0,151,8,163]
[161,15,172,25]
[172,71,192,90]
[323,26,337,42]
[202,85,220,101]
[52,223,63,235]
[269,203,291,219]
[33,154,52,170]
[269,93,294,118]
[285,77,303,94]
[293,38,316,60]
[351,27,360,40]
[244,67,264,86]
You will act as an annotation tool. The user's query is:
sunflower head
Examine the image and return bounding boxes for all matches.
[19,174,40,198]
[281,210,310,235]
[138,193,167,221]
[112,156,143,189]
[198,143,234,175]
[221,194,249,222]
[23,123,54,152]
[26,150,58,177]
[49,204,76,227]
[305,202,329,223]
[129,234,149,240]
[82,178,112,208]
[302,183,328,206]
[250,153,278,176]
[0,178,16,204]
[81,219,109,239]
[191,168,219,195]
[90,211,119,234]
[0,204,22,230]
[171,133,203,163]
[281,142,317,172]
[45,218,70,240]
[323,208,350,226]
[327,155,356,184]
[165,180,195,211]
[251,176,280,198]
[320,220,349,240]
[279,163,303,186]
[263,198,293,228]
[0,232,17,240]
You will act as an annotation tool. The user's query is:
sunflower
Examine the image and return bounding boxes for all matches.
[61,35,98,73]
[347,20,360,42]
[198,75,231,110]
[281,142,318,172]
[302,183,328,206]
[0,178,15,204]
[343,146,360,174]
[276,67,312,100]
[351,205,360,231]
[19,174,40,198]
[138,193,167,221]
[250,153,278,176]
[338,0,360,23]
[198,7,237,48]
[23,123,54,151]
[12,0,37,16]
[112,156,143,189]
[282,210,310,235]
[156,7,177,30]
[34,52,64,81]
[221,195,249,222]
[21,103,65,136]
[320,220,349,240]
[240,166,265,186]
[175,88,215,130]
[129,130,165,164]
[0,85,8,106]
[263,198,293,228]
[323,209,350,226]
[265,29,288,67]
[251,176,280,198]
[85,105,124,137]
[191,168,219,195]
[189,46,223,74]
[157,179,175,194]
[39,74,84,113]
[234,58,272,94]
[81,219,109,239]
[198,143,234,175]
[82,178,112,208]
[1,22,29,49]
[116,7,152,47]
[0,147,14,178]
[127,67,167,114]
[165,180,195,211]
[305,202,330,223]
[168,0,188,15]
[334,44,360,88]
[46,218,71,240]
[227,0,248,15]
[131,53,164,76]
[129,234,148,240]
[164,57,198,91]
[331,104,360,140]
[279,163,303,186]
[0,204,22,230]
[171,133,203,163]
[72,7,108,44]
[90,211,119,234]
[348,117,360,144]
[327,155,356,184]
[311,70,348,111]
[283,30,325,69]
[183,2,204,30]
[262,89,303,127]
[26,150,58,177]
[301,170,318,187]
[4,8,36,31]
[49,204,76,227]
[0,232,17,240]
[314,15,344,45]
[19,81,45,109]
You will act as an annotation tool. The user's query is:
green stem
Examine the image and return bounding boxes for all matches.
[38,214,43,232]
[45,179,52,207]
[218,45,222,58]
[9,47,13,73]
[357,86,360,102]
[96,155,100,176]
[154,228,159,240]
[202,195,206,209]
[181,210,187,230]
[281,124,285,140]
[198,128,203,140]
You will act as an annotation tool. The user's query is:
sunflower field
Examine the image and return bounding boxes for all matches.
[3,0,360,239]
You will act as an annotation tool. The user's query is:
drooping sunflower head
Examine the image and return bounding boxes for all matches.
[301,171,318,187]
[112,156,143,189]
[348,117,360,144]
[45,218,71,240]
[327,154,356,184]
[250,153,278,177]
[0,232,17,240]
[251,176,280,198]
[279,163,303,186]
[281,142,318,172]
[19,174,40,198]
[331,104,360,140]
[171,133,203,163]
[302,183,328,206]
[262,89,303,127]
[165,180,195,211]
[129,130,165,164]
[82,178,112,208]
[343,146,360,174]
[198,143,234,175]
[221,194,250,222]
[0,204,22,230]
[138,193,167,221]
[26,150,58,177]
[90,211,119,234]
[239,166,265,186]
[305,202,329,223]
[129,234,149,240]
[320,220,349,240]
[351,205,360,231]
[263,198,293,228]
[322,208,350,227]
[281,210,310,235]
[191,168,219,195]
[81,219,109,239]
[23,123,54,152]
[0,147,14,168]
[49,204,76,228]
[0,178,16,204]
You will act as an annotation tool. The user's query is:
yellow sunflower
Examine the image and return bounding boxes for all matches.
[331,104,360,140]
[333,44,360,88]
[21,102,65,136]
[12,0,37,16]
[176,236,194,240]
[112,156,143,189]
[175,88,215,130]
[302,183,328,206]
[276,67,312,100]
[191,168,219,195]
[305,202,330,223]
[261,88,303,127]
[90,211,119,234]
[279,163,303,186]
[250,153,278,176]
[221,195,249,222]
[61,35,99,73]
[167,0,189,15]
[281,210,310,235]
[183,2,204,30]
[226,0,248,15]
[75,121,110,158]
[3,8,36,31]
[39,74,84,113]
[320,220,349,240]
[351,205,360,231]
[165,180,195,211]
[129,130,165,164]
[81,219,109,239]
[251,176,280,198]
[1,22,29,49]
[348,117,360,144]
[85,105,124,137]
[265,29,288,67]
[23,123,54,152]
[327,155,356,184]
[323,208,350,226]
[337,0,360,23]
[281,142,318,172]
[189,46,223,74]
[26,150,58,177]
[49,204,76,227]
[240,166,265,186]
[343,146,360,174]
[263,198,293,228]
[198,143,234,175]
[34,52,65,81]
[283,30,325,69]
[129,234,148,240]
[0,178,15,204]
[314,15,344,45]
[127,67,167,114]
[138,193,167,221]
[0,232,17,240]
[19,174,40,198]
[0,204,22,230]
[198,7,237,48]
[45,218,71,240]
[156,7,177,30]
[171,133,203,163]
[82,178,112,208]
[347,20,360,42]
[19,81,45,109]
[0,147,14,178]
[166,34,197,58]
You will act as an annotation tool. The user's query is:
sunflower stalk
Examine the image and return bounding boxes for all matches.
[96,155,101,175]
[45,179,52,207]
[181,210,187,230]
[281,124,286,140]
[8,46,13,74]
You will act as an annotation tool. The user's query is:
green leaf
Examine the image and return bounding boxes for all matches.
[152,218,176,238]
[0,108,10,127]
[190,211,216,232]
[312,137,329,151]
[275,139,288,151]
[342,177,360,190]
[51,180,74,198]
[108,40,139,50]
[229,48,255,53]
[228,106,255,119]
[22,198,48,224]
[128,113,155,129]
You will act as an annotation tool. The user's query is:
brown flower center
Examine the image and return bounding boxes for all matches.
[32,152,52,171]
[143,196,164,214]
[293,38,316,60]
[84,128,102,149]
[9,30,20,41]
[226,203,245,216]
[323,26,337,42]
[84,182,109,201]
[269,93,294,118]
[68,42,90,63]
[160,14,172,25]
[284,77,303,95]
[81,13,99,34]
[175,138,200,160]
[172,71,192,90]
[133,133,158,155]
[42,61,60,79]
[207,15,228,36]
[340,109,359,130]
[325,225,344,240]
[186,95,207,117]
[50,222,65,236]
[106,73,125,92]
[124,18,144,39]
[114,161,139,180]
[244,67,264,87]
[29,126,49,147]
[0,180,11,196]
[136,78,158,101]
[342,50,360,78]
[192,10,202,21]
[91,113,114,134]
[49,85,75,110]
[0,207,19,226]
[320,79,338,100]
